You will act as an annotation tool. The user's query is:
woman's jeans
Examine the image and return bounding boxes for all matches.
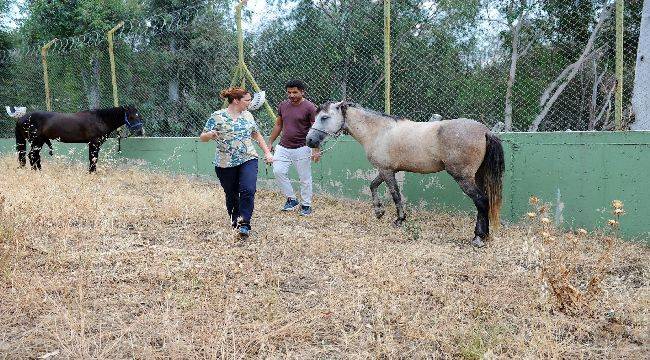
[215,159,258,228]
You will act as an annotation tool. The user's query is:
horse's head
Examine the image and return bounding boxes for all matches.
[306,101,349,148]
[123,105,144,136]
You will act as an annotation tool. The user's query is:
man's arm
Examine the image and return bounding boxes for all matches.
[267,115,283,151]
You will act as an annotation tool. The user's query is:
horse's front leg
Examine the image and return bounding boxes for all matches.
[380,170,406,227]
[370,174,385,219]
[88,141,101,173]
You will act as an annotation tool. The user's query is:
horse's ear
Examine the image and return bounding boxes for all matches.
[337,101,350,119]
[335,101,349,110]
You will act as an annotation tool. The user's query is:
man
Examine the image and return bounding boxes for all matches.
[268,80,320,216]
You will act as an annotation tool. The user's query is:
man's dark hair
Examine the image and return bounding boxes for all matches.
[285,79,306,91]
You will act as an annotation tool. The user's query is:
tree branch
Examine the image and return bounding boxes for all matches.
[529,4,612,131]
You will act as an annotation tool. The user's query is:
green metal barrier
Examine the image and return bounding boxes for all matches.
[1,132,648,241]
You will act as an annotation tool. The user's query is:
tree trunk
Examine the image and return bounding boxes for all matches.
[588,60,607,130]
[168,38,179,103]
[340,0,354,100]
[631,0,650,130]
[504,10,525,131]
[85,55,100,110]
[595,82,615,129]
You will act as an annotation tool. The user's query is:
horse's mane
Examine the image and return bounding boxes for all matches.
[91,107,125,117]
[320,101,406,122]
[349,103,406,122]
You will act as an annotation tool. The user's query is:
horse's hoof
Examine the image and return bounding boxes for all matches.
[392,218,404,228]
[374,209,385,219]
[471,236,486,248]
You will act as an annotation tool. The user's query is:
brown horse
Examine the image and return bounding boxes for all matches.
[306,102,504,247]
[15,106,143,172]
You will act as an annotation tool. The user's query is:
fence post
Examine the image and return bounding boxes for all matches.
[384,0,391,115]
[107,21,125,107]
[41,38,57,111]
[227,0,276,121]
[615,0,624,130]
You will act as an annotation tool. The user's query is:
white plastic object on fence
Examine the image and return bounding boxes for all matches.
[248,91,265,111]
[5,106,27,118]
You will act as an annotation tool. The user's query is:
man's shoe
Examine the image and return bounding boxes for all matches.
[281,198,299,211]
[299,205,312,216]
[238,225,250,238]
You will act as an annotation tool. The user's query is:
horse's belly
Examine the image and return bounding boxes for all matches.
[399,159,445,174]
[43,126,87,143]
[368,145,445,174]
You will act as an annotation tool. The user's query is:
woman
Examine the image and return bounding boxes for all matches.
[199,87,274,238]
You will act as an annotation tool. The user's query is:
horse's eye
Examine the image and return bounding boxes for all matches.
[321,116,329,120]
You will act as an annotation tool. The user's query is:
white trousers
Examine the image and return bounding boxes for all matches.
[272,145,313,206]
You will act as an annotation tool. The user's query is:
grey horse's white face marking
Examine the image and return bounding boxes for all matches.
[306,101,347,148]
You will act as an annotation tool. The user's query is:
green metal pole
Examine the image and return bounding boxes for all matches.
[615,0,624,130]
[384,0,391,115]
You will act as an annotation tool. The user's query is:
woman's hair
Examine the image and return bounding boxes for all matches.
[219,87,250,103]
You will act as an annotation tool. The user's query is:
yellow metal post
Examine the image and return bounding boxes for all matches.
[384,0,391,114]
[225,0,276,119]
[615,0,624,130]
[41,38,57,111]
[236,1,245,70]
[107,21,125,107]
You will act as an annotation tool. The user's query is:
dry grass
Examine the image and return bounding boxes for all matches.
[0,156,648,359]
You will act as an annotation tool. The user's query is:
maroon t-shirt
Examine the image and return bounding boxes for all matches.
[278,99,317,149]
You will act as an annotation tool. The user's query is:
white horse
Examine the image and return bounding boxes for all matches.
[306,102,504,247]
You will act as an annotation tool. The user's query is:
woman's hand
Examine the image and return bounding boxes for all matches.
[311,148,321,163]
[264,152,274,164]
[199,129,219,142]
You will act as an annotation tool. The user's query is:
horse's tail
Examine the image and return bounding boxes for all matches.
[15,119,27,167]
[476,132,505,229]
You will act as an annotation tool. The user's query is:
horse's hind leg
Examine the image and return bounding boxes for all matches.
[28,139,45,170]
[380,170,406,227]
[370,174,385,219]
[88,141,101,173]
[452,175,489,247]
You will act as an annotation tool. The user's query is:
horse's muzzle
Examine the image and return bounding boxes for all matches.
[131,127,145,137]
[306,133,323,148]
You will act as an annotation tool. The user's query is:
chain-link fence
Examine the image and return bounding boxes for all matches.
[0,0,642,138]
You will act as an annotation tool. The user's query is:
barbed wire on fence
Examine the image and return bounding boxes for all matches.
[0,0,641,138]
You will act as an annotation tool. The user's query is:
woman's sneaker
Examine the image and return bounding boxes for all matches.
[281,198,299,211]
[299,205,312,216]
[238,224,251,238]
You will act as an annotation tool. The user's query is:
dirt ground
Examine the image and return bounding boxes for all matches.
[0,156,647,359]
